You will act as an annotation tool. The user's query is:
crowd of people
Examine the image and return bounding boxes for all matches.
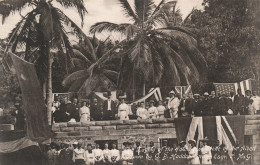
[42,138,252,165]
[52,89,260,123]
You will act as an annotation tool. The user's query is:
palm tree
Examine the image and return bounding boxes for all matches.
[0,0,87,124]
[90,0,206,99]
[62,36,120,98]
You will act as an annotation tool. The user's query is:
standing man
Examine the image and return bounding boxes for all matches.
[146,141,159,165]
[201,92,212,116]
[168,91,180,118]
[103,91,116,120]
[192,94,202,116]
[93,143,103,165]
[67,97,80,122]
[244,90,252,115]
[133,141,146,165]
[90,98,102,121]
[234,88,245,115]
[84,144,95,165]
[176,141,189,164]
[109,142,120,165]
[210,91,219,116]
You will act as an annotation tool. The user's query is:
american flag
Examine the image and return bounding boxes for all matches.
[175,85,193,98]
[214,79,252,96]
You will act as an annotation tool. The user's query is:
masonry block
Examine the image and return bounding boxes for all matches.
[89,126,103,131]
[152,128,168,134]
[245,125,260,130]
[67,122,81,127]
[125,129,153,135]
[52,127,60,132]
[160,123,175,128]
[74,127,89,131]
[117,125,132,130]
[95,121,111,126]
[246,115,260,120]
[95,130,109,136]
[68,132,81,136]
[110,120,124,125]
[166,128,176,133]
[81,121,96,126]
[55,132,69,138]
[109,130,125,135]
[138,119,153,124]
[80,131,96,136]
[167,118,175,123]
[53,122,67,128]
[103,125,117,130]
[123,120,138,125]
[152,118,168,123]
[245,129,257,135]
[145,124,160,129]
[132,124,145,129]
[60,127,75,132]
[247,120,260,125]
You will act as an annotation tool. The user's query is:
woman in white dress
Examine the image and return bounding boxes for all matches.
[157,100,166,118]
[79,101,90,122]
[201,138,212,164]
[187,140,200,164]
[136,102,148,119]
[118,96,129,120]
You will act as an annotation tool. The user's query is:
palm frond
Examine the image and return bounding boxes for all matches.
[118,0,138,22]
[89,22,136,35]
[134,0,155,24]
[72,49,92,65]
[0,0,32,24]
[55,0,87,27]
[62,69,89,87]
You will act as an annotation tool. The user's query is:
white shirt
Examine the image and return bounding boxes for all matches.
[102,149,110,160]
[108,99,111,110]
[93,148,103,162]
[73,148,85,160]
[109,149,120,163]
[168,97,180,110]
[148,106,158,119]
[157,105,166,115]
[121,149,133,160]
[251,95,260,112]
[136,108,148,119]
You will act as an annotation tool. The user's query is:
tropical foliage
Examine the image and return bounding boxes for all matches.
[0,0,87,124]
[90,0,207,99]
[62,36,120,98]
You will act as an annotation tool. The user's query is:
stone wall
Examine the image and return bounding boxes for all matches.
[52,115,260,164]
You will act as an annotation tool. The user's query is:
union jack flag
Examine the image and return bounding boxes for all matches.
[175,85,193,98]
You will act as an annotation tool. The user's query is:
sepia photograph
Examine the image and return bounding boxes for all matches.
[0,0,259,164]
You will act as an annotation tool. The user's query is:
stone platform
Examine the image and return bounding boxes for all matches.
[52,115,260,164]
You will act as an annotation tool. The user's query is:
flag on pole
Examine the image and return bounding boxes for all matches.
[214,79,252,96]
[175,85,193,98]
[9,52,52,142]
[132,87,162,104]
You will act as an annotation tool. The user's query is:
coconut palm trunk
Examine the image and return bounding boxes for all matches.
[46,44,53,125]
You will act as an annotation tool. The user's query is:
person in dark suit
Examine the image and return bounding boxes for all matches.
[244,90,252,115]
[178,95,192,117]
[102,91,116,120]
[90,98,103,121]
[201,92,212,116]
[146,141,158,165]
[218,94,229,115]
[67,98,80,122]
[58,143,73,165]
[227,92,235,114]
[192,94,202,116]
[210,91,219,116]
[234,88,245,115]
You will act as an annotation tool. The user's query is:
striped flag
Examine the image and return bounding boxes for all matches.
[214,79,252,96]
[175,85,193,98]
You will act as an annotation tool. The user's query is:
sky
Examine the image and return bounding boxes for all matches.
[0,0,203,40]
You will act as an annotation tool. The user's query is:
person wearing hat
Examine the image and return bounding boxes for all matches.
[58,142,73,165]
[102,142,111,164]
[157,100,166,118]
[79,100,90,122]
[167,90,180,118]
[136,102,149,119]
[159,140,171,164]
[147,100,158,119]
[201,92,212,116]
[200,137,212,164]
[109,142,120,164]
[187,140,200,164]
[90,98,103,121]
[133,141,146,165]
[121,142,134,165]
[176,141,189,164]
[103,91,117,120]
[118,96,130,120]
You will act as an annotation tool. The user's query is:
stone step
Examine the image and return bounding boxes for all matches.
[247,120,260,125]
